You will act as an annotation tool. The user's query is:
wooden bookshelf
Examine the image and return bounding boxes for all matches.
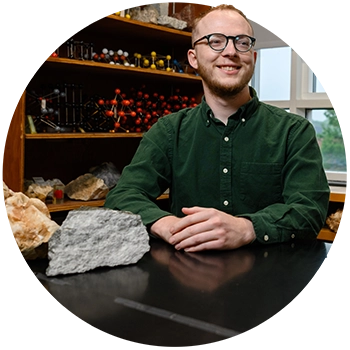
[25,132,143,139]
[46,193,169,213]
[45,56,201,82]
[3,13,203,195]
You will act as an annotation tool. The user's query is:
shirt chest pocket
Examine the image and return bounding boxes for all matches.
[239,162,283,209]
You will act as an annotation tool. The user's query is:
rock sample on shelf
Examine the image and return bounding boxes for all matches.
[129,5,159,25]
[46,206,150,276]
[4,182,60,260]
[24,178,65,202]
[171,4,196,31]
[157,15,188,30]
[65,173,109,201]
[89,162,121,189]
[326,209,343,233]
[24,183,53,202]
[129,5,187,30]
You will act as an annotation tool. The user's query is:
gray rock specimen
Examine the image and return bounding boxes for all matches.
[157,15,188,30]
[65,173,109,201]
[129,6,187,30]
[46,207,150,276]
[129,5,159,24]
[89,162,121,189]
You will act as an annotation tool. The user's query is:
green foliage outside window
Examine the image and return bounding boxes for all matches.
[318,110,346,172]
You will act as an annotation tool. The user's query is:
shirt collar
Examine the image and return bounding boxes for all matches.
[201,87,259,126]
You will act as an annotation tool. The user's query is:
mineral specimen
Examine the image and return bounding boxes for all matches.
[25,183,53,202]
[46,207,150,276]
[326,209,343,233]
[65,173,109,201]
[4,182,59,259]
[89,162,121,189]
[157,15,187,30]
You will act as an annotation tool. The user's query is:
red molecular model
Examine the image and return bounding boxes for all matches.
[87,87,198,133]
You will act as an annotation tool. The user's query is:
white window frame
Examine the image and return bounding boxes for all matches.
[252,47,346,187]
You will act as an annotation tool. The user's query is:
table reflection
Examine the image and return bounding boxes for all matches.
[151,240,255,291]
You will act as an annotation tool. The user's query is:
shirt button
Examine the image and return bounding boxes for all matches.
[224,136,229,142]
[264,235,269,242]
[223,168,228,174]
[223,200,229,206]
[291,234,296,239]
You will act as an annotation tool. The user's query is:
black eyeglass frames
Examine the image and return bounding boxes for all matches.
[193,33,256,53]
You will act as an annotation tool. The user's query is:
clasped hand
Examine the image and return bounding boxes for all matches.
[150,206,256,252]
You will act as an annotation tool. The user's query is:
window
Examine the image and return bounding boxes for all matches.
[307,109,346,173]
[251,44,345,185]
[252,47,291,101]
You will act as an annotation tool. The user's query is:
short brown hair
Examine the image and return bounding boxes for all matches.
[191,4,254,44]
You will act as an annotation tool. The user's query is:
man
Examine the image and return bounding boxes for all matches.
[105,4,330,252]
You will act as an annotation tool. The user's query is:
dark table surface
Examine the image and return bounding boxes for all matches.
[28,238,330,347]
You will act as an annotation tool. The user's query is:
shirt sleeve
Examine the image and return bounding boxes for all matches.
[239,118,330,244]
[104,119,173,226]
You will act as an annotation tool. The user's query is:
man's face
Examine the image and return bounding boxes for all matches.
[188,10,257,98]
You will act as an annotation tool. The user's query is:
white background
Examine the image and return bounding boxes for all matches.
[0,0,344,349]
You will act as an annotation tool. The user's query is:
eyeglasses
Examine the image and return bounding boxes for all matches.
[193,33,256,53]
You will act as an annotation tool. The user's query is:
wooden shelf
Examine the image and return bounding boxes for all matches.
[105,14,192,38]
[47,193,169,213]
[329,192,346,203]
[157,194,169,201]
[45,57,201,82]
[47,199,105,213]
[25,132,143,139]
[317,227,336,243]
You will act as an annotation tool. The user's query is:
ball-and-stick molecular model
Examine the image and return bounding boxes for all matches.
[100,87,198,133]
[27,84,198,134]
[134,51,173,71]
[26,88,67,133]
[92,48,133,66]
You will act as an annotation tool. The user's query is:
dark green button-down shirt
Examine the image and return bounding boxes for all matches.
[105,89,330,244]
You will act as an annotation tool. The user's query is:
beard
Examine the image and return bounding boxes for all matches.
[196,63,254,98]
